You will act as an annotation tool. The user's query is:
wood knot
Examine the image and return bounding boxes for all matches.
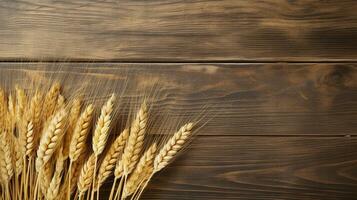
[320,66,352,88]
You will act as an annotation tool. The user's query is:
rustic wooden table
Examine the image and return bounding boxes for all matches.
[1,1,357,199]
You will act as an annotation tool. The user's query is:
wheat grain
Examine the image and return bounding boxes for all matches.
[123,143,157,197]
[96,129,129,189]
[154,123,193,172]
[63,98,81,159]
[77,154,96,193]
[69,104,94,162]
[92,94,115,156]
[35,109,67,172]
[121,102,148,175]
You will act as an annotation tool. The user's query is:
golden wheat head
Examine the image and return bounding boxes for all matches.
[154,123,194,172]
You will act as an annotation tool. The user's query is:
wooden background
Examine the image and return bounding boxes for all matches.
[1,0,357,199]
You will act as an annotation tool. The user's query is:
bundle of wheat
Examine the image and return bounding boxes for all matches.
[0,82,198,200]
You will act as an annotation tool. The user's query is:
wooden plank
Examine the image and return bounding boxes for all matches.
[0,1,357,61]
[1,63,357,136]
[97,136,357,200]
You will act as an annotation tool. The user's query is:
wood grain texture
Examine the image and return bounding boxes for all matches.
[1,63,357,136]
[1,0,357,61]
[96,136,357,200]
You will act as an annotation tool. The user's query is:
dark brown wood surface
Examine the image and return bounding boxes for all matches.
[1,0,357,61]
[1,0,357,199]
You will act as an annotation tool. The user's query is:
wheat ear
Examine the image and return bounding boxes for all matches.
[14,138,23,176]
[77,154,96,193]
[35,109,67,172]
[123,143,157,198]
[46,149,65,200]
[38,161,53,196]
[63,98,82,159]
[69,157,84,194]
[24,121,34,156]
[55,94,65,112]
[8,93,15,120]
[154,123,194,172]
[120,102,148,175]
[96,129,129,189]
[15,86,27,122]
[92,94,115,156]
[0,131,14,183]
[28,92,43,144]
[0,88,6,128]
[42,83,60,120]
[69,104,94,162]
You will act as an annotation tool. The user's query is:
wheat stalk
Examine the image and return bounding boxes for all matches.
[96,129,129,190]
[35,109,67,172]
[92,94,115,156]
[120,102,148,176]
[69,104,94,162]
[77,154,96,194]
[123,143,157,198]
[154,123,194,172]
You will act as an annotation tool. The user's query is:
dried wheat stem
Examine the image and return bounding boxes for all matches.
[78,154,96,194]
[69,104,94,162]
[35,109,67,172]
[154,123,194,172]
[96,129,129,190]
[123,143,157,198]
[120,102,148,176]
[92,94,115,156]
